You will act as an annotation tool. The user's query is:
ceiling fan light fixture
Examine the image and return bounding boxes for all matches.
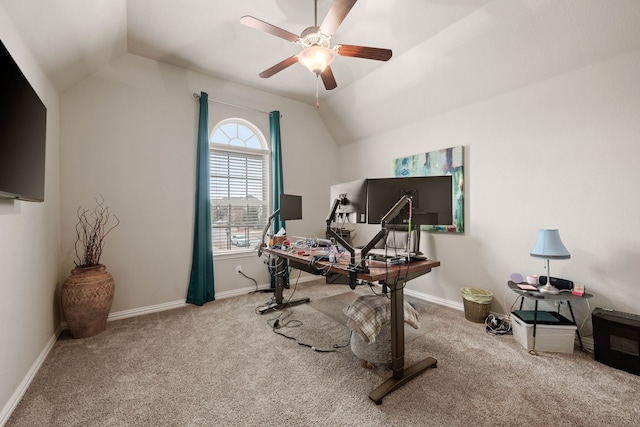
[298,45,335,75]
[241,0,392,96]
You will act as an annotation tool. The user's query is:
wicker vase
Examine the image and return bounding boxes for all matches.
[61,265,115,338]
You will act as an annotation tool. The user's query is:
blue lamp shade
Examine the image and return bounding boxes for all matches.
[530,229,571,259]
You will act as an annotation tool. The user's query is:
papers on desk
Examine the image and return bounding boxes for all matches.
[517,283,538,291]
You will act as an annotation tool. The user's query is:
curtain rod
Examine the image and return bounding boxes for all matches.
[192,93,278,117]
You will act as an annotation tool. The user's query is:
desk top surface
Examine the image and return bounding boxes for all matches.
[508,280,593,300]
[266,247,440,282]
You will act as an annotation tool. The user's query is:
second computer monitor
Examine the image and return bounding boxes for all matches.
[366,176,453,226]
[329,178,367,223]
[280,194,302,221]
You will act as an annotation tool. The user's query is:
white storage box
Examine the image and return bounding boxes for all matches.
[511,311,577,353]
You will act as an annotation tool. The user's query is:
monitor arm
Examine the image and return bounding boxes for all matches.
[381,193,413,226]
[326,198,357,267]
[325,197,341,226]
[258,208,279,257]
[360,194,413,270]
[325,198,359,289]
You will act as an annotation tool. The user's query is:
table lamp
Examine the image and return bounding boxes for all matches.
[530,229,570,295]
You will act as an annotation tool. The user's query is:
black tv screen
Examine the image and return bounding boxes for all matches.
[0,39,47,202]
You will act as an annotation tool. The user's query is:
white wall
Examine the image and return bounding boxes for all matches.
[338,48,640,336]
[59,53,339,313]
[0,6,60,422]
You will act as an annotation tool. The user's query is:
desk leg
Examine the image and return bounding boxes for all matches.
[529,300,539,356]
[369,279,437,405]
[258,255,309,314]
[391,279,405,378]
[566,301,586,352]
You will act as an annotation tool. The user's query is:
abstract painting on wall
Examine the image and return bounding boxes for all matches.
[393,145,464,233]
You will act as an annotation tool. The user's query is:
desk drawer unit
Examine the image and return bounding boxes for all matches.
[511,311,577,353]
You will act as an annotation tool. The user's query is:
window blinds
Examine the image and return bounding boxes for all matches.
[210,150,269,250]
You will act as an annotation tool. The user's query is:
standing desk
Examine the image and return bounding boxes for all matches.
[264,247,441,404]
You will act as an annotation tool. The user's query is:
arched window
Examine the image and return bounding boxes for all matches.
[209,119,270,253]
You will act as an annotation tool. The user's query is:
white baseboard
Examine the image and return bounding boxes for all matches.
[580,336,594,352]
[107,299,189,321]
[103,277,440,324]
[405,288,464,312]
[58,275,320,329]
[0,325,63,427]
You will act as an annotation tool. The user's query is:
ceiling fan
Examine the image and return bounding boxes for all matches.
[240,0,392,91]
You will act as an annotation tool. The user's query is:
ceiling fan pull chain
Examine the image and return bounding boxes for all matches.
[315,75,320,109]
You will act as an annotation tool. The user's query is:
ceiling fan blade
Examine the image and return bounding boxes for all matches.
[336,44,392,61]
[319,0,357,36]
[240,16,299,43]
[259,56,299,79]
[321,66,337,90]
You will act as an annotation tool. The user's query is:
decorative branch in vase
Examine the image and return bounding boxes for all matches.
[62,197,120,338]
[74,197,120,268]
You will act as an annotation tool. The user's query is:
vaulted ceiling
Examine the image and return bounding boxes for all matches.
[3,0,640,145]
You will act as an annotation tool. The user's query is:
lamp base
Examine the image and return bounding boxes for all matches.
[539,284,561,295]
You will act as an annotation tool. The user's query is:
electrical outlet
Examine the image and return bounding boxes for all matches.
[235,265,242,274]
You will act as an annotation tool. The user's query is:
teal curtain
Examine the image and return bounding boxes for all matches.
[270,111,289,289]
[186,91,215,305]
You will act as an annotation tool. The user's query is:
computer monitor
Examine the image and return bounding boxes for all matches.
[279,194,302,221]
[329,179,367,223]
[366,176,453,226]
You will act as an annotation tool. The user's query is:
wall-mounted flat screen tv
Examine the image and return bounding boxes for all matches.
[0,39,47,202]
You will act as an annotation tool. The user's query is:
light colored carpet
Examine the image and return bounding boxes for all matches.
[7,278,640,426]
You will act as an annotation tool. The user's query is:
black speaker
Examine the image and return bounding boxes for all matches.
[538,276,574,290]
[592,308,640,375]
